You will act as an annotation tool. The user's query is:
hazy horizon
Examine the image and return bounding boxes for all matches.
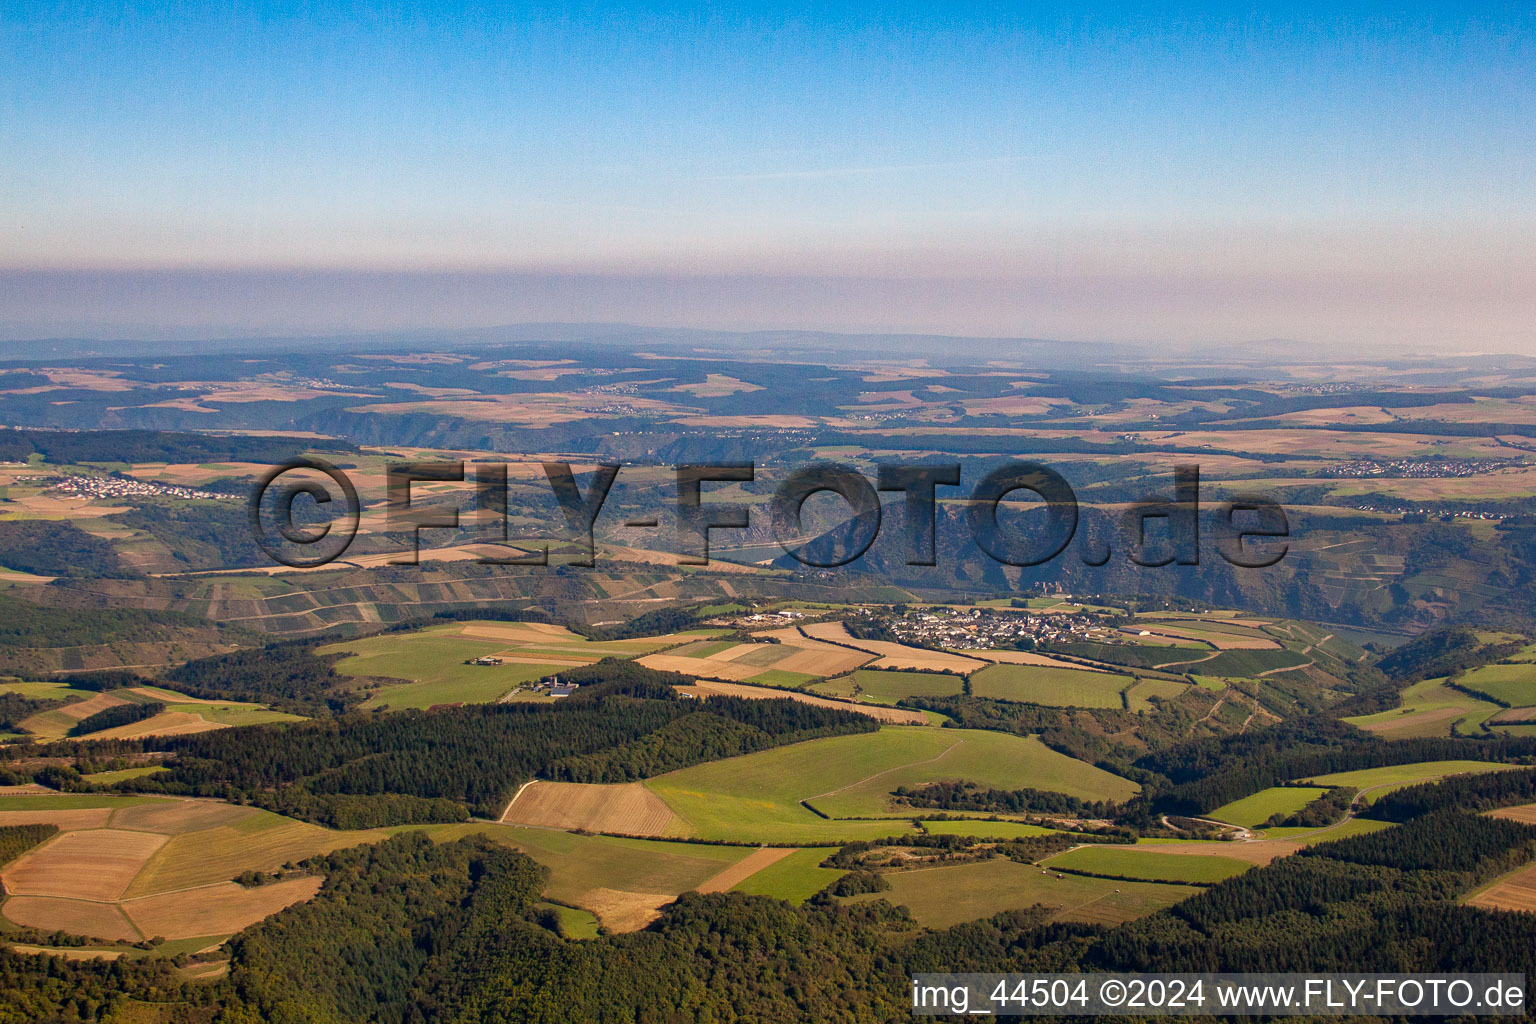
[4,5,1534,350]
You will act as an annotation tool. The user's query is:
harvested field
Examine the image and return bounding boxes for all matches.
[637,653,762,681]
[695,847,797,893]
[1344,678,1503,738]
[501,781,677,834]
[4,829,168,901]
[125,686,229,706]
[123,876,323,939]
[0,807,112,829]
[54,692,130,720]
[678,679,927,723]
[1358,705,1467,737]
[463,825,751,932]
[1467,861,1536,913]
[456,622,587,643]
[1,897,141,942]
[1490,804,1536,825]
[639,630,870,681]
[108,799,259,834]
[799,622,985,672]
[578,887,674,932]
[124,816,385,898]
[86,710,227,740]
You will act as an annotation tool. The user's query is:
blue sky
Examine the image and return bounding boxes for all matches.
[2,4,1533,347]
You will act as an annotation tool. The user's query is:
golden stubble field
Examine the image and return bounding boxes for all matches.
[0,796,379,944]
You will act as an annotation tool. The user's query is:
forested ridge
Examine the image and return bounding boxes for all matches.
[158,642,352,714]
[0,427,355,465]
[113,663,874,821]
[0,593,215,649]
[0,520,139,578]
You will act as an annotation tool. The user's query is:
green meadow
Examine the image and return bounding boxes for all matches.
[647,727,1137,844]
[968,663,1134,708]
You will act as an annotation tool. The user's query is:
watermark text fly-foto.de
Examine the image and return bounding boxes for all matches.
[248,458,1290,571]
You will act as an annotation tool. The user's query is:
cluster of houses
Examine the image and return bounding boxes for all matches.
[709,608,807,629]
[43,473,236,502]
[877,606,1116,651]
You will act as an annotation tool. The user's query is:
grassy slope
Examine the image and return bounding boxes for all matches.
[1300,760,1524,801]
[1344,677,1503,738]
[1208,787,1329,828]
[968,664,1134,708]
[1044,846,1250,884]
[729,848,843,903]
[646,727,1136,843]
[847,857,1197,929]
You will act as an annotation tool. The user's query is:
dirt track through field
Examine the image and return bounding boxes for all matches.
[694,847,796,893]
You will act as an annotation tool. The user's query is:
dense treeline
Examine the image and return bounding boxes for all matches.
[0,427,355,465]
[1368,767,1536,822]
[67,701,162,737]
[0,692,61,733]
[246,791,471,830]
[120,664,873,820]
[220,833,545,1024]
[1271,786,1355,828]
[160,642,351,714]
[0,520,138,578]
[0,824,57,868]
[1298,810,1536,873]
[548,701,874,783]
[0,945,210,1024]
[429,606,555,625]
[570,604,707,641]
[1135,719,1536,815]
[56,669,148,692]
[892,780,1109,817]
[117,502,274,571]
